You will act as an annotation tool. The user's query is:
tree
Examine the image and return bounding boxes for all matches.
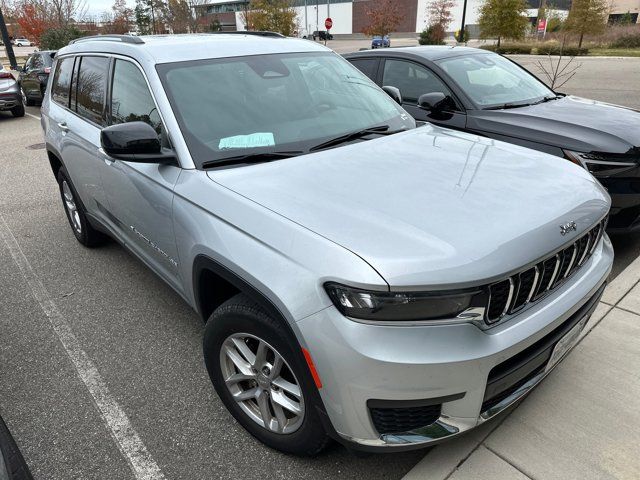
[12,1,49,44]
[564,0,608,48]
[40,25,84,49]
[478,0,529,47]
[207,17,221,32]
[166,0,190,33]
[135,0,153,34]
[243,0,296,36]
[50,0,87,27]
[427,0,455,32]
[419,24,446,45]
[361,0,402,37]
[111,0,133,34]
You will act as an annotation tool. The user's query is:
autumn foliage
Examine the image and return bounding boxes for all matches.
[362,0,402,37]
[14,2,50,45]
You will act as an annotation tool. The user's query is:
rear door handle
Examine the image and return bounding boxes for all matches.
[57,122,70,132]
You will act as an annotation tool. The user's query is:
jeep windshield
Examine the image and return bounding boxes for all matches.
[156,51,414,168]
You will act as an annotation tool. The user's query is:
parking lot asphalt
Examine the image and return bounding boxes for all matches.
[1,57,639,480]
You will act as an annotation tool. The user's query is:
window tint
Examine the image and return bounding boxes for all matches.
[23,56,33,71]
[51,57,75,107]
[436,54,554,107]
[382,59,452,104]
[110,60,162,133]
[76,56,109,125]
[349,58,378,81]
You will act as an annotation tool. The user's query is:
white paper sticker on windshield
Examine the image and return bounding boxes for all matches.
[219,133,275,150]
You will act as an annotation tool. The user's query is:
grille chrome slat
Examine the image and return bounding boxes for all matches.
[484,219,606,326]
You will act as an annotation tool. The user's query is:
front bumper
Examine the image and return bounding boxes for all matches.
[599,174,640,233]
[297,235,613,450]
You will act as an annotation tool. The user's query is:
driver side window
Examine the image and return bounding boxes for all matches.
[110,59,162,134]
[382,59,453,106]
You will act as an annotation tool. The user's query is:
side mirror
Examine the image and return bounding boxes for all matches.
[382,85,403,105]
[418,92,448,112]
[100,121,176,165]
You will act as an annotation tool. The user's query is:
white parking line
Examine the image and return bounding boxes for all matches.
[0,215,166,480]
[25,112,41,121]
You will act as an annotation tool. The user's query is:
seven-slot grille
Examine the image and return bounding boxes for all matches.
[485,219,606,324]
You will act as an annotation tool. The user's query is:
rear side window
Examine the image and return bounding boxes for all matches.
[110,59,162,133]
[51,57,75,107]
[76,56,109,126]
[349,58,379,82]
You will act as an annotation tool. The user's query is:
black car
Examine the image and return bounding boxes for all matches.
[18,50,56,106]
[345,46,640,233]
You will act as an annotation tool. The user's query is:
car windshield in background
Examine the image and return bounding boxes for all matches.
[436,54,555,109]
[157,51,414,168]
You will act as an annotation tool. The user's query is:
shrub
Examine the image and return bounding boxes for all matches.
[419,24,446,45]
[479,43,532,54]
[611,33,640,48]
[40,27,85,50]
[536,42,589,55]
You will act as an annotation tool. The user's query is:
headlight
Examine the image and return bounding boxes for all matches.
[564,150,639,177]
[324,282,487,323]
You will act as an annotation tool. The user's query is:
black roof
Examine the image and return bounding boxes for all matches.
[344,46,488,61]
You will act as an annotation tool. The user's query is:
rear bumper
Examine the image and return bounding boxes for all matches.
[0,92,20,110]
[297,235,613,450]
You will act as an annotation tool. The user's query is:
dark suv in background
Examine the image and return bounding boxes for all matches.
[18,50,56,105]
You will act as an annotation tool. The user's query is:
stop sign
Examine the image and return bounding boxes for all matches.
[325,17,333,30]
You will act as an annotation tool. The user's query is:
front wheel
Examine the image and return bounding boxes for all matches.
[57,167,107,247]
[203,294,330,456]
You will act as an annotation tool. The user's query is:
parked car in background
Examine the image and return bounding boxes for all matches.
[43,34,612,456]
[345,45,640,234]
[13,38,34,47]
[312,30,333,41]
[18,50,56,106]
[0,68,25,117]
[371,35,390,48]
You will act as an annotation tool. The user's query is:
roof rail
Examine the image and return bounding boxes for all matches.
[70,35,144,45]
[209,31,286,38]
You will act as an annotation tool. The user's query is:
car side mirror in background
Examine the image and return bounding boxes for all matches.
[382,85,403,105]
[418,92,448,112]
[100,122,176,165]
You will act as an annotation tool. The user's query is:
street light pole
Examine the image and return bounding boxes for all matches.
[0,6,17,70]
[458,0,468,43]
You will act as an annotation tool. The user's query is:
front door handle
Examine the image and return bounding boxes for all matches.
[98,148,115,166]
[57,122,70,132]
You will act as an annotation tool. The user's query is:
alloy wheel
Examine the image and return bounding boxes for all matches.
[220,333,305,434]
[62,181,82,234]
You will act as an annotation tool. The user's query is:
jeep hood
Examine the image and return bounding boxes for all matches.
[467,96,640,154]
[207,125,610,288]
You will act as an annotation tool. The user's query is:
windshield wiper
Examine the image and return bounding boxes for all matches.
[530,95,561,105]
[202,151,303,169]
[482,102,532,110]
[309,125,401,152]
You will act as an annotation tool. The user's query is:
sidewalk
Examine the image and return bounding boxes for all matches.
[403,253,640,480]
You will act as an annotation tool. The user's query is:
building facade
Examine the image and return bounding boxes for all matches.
[194,0,640,36]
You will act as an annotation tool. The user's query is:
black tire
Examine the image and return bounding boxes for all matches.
[0,415,34,480]
[57,166,107,247]
[203,294,330,456]
[11,102,24,118]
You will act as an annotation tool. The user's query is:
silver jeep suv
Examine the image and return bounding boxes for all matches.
[41,34,613,455]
